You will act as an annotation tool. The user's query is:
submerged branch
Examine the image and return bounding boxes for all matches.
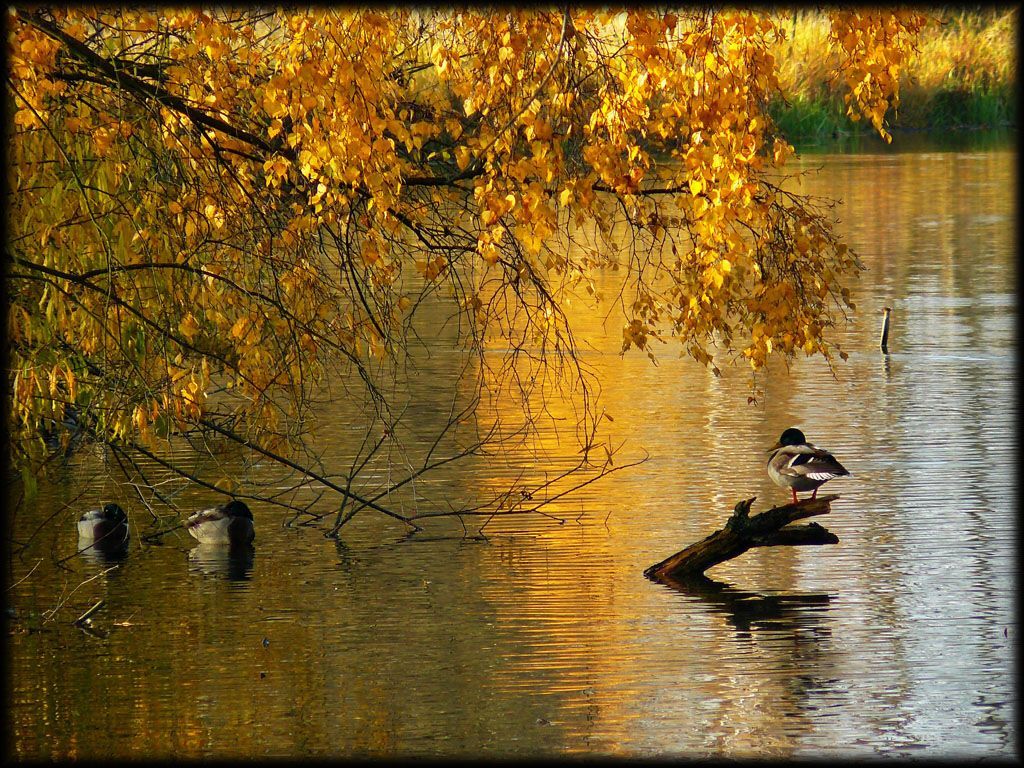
[196,417,422,531]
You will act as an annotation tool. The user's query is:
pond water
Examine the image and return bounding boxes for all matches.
[6,134,1016,759]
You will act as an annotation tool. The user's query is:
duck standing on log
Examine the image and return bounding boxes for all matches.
[767,428,850,504]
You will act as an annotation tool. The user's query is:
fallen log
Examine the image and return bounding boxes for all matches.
[644,495,839,582]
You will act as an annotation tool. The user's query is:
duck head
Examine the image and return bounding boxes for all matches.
[768,427,808,452]
[221,500,253,520]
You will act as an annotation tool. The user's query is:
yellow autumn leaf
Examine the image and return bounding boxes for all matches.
[178,313,201,342]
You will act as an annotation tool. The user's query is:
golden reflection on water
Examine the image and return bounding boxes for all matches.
[7,140,1016,758]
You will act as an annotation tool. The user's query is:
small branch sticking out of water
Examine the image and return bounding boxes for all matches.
[42,566,118,622]
[880,306,893,353]
[74,599,106,626]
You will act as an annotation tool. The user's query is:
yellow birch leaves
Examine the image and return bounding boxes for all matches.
[828,10,929,143]
[6,8,924,472]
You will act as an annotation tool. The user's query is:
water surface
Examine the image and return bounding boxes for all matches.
[7,135,1016,759]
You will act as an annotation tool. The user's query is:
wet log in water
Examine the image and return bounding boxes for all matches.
[644,495,840,582]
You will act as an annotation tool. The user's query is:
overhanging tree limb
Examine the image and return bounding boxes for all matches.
[16,9,283,159]
[8,8,924,536]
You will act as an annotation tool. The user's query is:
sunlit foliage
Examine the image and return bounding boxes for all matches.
[827,10,928,141]
[772,9,1011,135]
[6,9,924,513]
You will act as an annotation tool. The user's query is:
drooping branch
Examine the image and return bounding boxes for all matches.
[644,495,840,582]
[195,417,422,531]
[8,8,901,540]
[15,9,282,159]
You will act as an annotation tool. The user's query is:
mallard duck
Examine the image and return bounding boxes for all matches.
[77,503,129,547]
[767,428,850,504]
[185,500,254,546]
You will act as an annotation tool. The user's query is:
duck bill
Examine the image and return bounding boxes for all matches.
[766,441,782,452]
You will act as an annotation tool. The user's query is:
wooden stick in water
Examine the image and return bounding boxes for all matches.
[74,599,105,626]
[880,306,892,353]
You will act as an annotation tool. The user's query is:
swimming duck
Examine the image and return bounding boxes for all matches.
[185,500,255,546]
[77,503,130,547]
[767,428,850,504]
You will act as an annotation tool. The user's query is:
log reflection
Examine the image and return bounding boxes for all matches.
[657,573,832,636]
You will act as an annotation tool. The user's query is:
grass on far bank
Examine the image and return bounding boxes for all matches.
[768,8,1016,142]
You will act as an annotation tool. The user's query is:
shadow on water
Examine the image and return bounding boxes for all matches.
[656,573,833,636]
[187,543,256,581]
